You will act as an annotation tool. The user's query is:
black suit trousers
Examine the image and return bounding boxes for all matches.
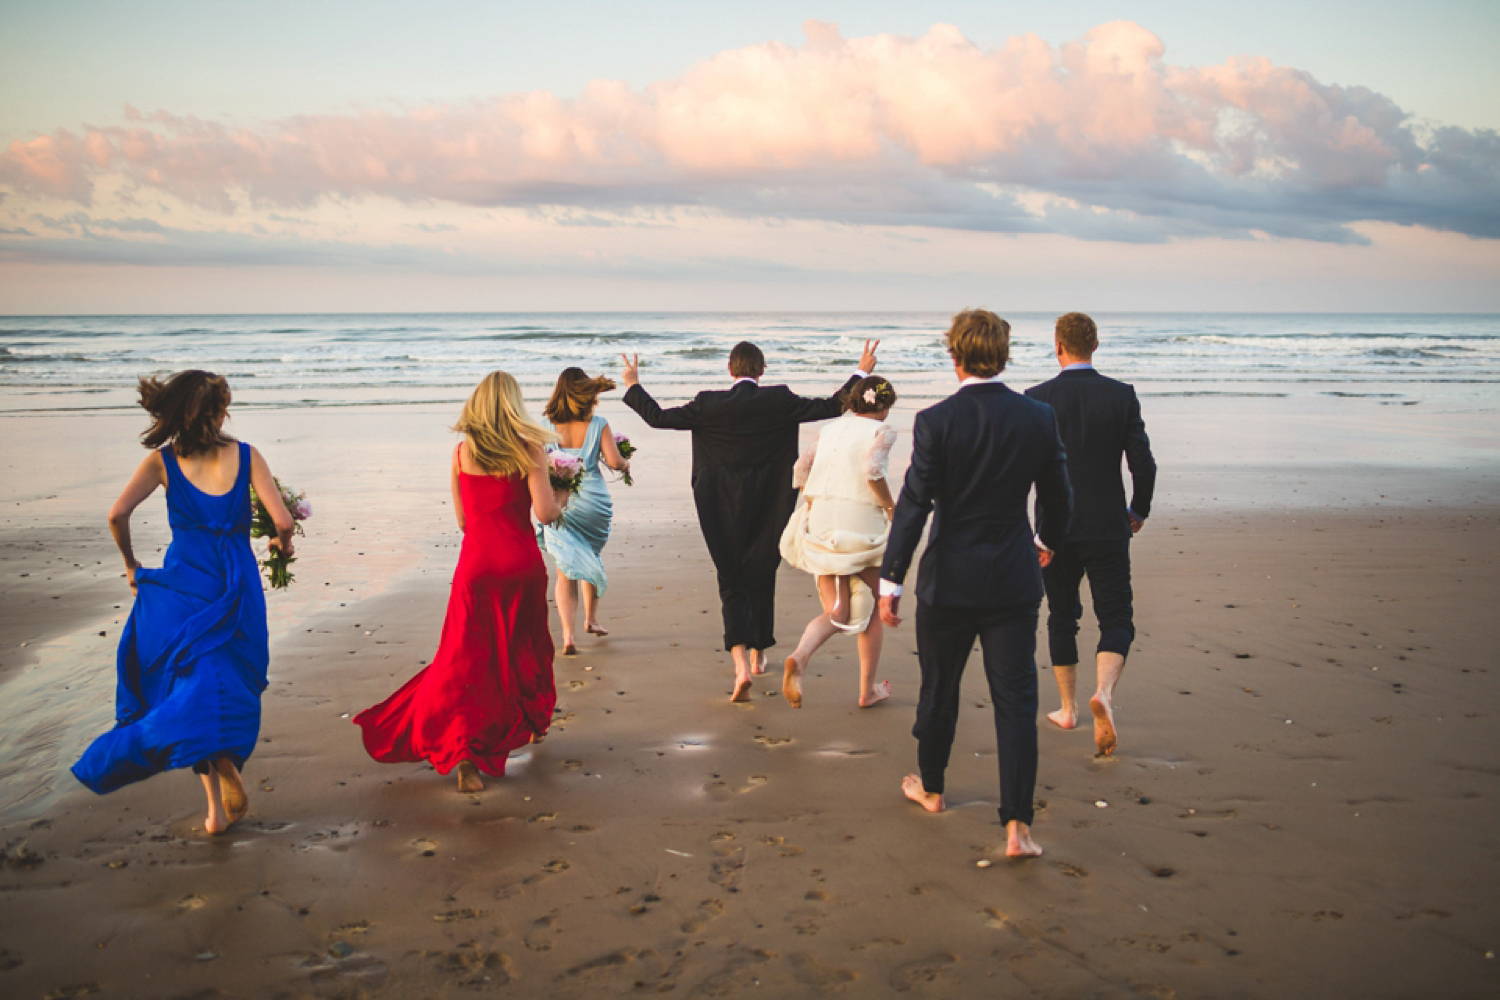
[913,601,1039,827]
[1041,539,1134,664]
[693,466,792,651]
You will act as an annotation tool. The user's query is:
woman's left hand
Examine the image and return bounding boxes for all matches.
[554,488,571,510]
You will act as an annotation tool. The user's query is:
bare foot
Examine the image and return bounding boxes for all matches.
[204,812,229,835]
[782,657,803,708]
[215,759,248,822]
[585,622,609,637]
[529,730,546,745]
[901,773,945,813]
[1090,694,1117,756]
[1046,707,1078,730]
[456,760,485,793]
[859,680,892,708]
[749,650,767,675]
[1005,821,1043,858]
[562,643,578,657]
[730,676,753,703]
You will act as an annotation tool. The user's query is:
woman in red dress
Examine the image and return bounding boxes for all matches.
[355,371,563,792]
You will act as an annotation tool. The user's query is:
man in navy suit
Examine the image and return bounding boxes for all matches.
[878,310,1071,858]
[1026,313,1156,757]
[622,340,877,703]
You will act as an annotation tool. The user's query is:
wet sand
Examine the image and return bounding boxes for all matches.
[2,394,1499,998]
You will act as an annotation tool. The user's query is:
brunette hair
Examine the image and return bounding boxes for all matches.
[543,367,617,424]
[453,371,555,477]
[944,309,1010,378]
[728,341,765,379]
[138,370,233,456]
[844,375,898,414]
[1055,312,1098,358]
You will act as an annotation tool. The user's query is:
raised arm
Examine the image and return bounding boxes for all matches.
[526,443,564,526]
[1123,388,1156,528]
[598,421,629,472]
[787,338,880,424]
[248,446,296,557]
[108,451,167,592]
[620,353,703,430]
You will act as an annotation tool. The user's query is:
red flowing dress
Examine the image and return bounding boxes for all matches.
[354,469,555,776]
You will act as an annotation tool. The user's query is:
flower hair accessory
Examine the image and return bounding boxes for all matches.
[863,388,877,405]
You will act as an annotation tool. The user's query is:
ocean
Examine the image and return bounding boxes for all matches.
[2,312,1497,411]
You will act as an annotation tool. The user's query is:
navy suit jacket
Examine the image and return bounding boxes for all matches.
[879,381,1072,609]
[1025,368,1155,542]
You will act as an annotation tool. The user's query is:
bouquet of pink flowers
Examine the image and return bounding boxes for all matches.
[249,478,310,589]
[613,433,637,486]
[547,450,585,495]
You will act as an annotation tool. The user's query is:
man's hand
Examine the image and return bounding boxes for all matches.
[879,594,902,627]
[1128,511,1145,535]
[1036,542,1053,568]
[858,338,879,375]
[621,353,641,388]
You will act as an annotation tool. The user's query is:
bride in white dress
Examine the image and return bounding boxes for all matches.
[778,376,899,708]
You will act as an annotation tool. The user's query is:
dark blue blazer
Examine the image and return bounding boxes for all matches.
[879,382,1072,608]
[1025,368,1155,542]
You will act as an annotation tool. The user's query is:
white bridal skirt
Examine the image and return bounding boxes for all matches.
[778,495,889,633]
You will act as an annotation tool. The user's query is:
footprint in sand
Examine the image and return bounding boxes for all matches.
[567,680,587,690]
[754,735,794,747]
[786,904,823,935]
[42,982,100,999]
[565,947,639,982]
[425,943,514,988]
[851,936,906,951]
[710,844,746,890]
[177,894,207,911]
[704,774,769,799]
[410,838,438,857]
[522,858,570,884]
[562,759,584,771]
[432,907,488,922]
[525,911,560,951]
[0,948,22,972]
[1053,861,1089,878]
[681,898,726,933]
[888,953,957,992]
[788,953,858,993]
[528,812,557,823]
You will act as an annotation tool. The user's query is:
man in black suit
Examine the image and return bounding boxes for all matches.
[622,339,877,702]
[878,310,1070,858]
[1025,312,1156,757]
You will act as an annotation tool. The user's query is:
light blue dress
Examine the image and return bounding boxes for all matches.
[539,415,612,595]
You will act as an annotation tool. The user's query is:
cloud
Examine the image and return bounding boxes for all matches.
[2,20,1497,242]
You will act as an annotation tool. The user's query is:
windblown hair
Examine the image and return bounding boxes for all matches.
[945,309,1010,378]
[728,341,766,379]
[453,371,555,477]
[1055,312,1099,358]
[543,367,617,424]
[844,375,898,415]
[138,370,234,456]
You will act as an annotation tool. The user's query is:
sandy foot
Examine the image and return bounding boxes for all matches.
[585,622,609,636]
[1006,823,1044,858]
[859,680,892,708]
[456,761,485,793]
[215,759,248,823]
[1090,695,1117,756]
[901,773,945,813]
[1046,708,1078,730]
[783,657,803,708]
[730,677,753,703]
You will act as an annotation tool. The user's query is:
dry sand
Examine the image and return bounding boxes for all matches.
[1,394,1498,999]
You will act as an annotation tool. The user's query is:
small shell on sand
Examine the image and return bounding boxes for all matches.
[976,859,993,868]
[1095,800,1108,808]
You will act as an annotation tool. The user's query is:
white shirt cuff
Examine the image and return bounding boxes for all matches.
[1034,532,1052,554]
[878,579,903,597]
[854,369,869,379]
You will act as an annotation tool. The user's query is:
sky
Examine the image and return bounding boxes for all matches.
[2,0,1498,314]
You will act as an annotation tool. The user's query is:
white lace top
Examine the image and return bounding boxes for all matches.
[793,412,898,504]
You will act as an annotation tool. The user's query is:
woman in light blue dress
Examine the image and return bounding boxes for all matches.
[540,368,631,654]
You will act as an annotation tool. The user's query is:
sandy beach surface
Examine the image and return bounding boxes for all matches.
[2,391,1499,999]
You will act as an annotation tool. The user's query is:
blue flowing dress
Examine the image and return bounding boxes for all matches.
[538,415,612,595]
[72,442,270,794]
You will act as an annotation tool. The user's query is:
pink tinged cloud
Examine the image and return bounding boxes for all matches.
[2,20,1497,241]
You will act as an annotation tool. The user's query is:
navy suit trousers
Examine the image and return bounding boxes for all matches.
[1041,539,1135,664]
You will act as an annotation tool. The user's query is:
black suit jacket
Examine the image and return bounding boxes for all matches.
[1025,368,1155,542]
[623,377,857,479]
[879,382,1071,609]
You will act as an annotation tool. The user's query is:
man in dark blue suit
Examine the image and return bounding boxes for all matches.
[1026,313,1156,757]
[878,310,1071,858]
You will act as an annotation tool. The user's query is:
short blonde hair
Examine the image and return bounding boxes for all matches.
[454,371,554,477]
[1055,312,1098,358]
[945,309,1010,378]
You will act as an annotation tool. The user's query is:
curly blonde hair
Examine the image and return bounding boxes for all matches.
[453,371,554,477]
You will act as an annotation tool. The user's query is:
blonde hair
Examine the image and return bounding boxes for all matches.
[945,309,1010,378]
[453,371,554,477]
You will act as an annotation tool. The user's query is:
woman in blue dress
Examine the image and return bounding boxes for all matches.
[539,368,631,654]
[72,370,296,835]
